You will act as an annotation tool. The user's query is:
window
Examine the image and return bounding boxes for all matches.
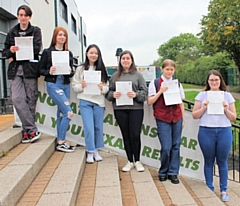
[59,0,68,22]
[71,15,76,34]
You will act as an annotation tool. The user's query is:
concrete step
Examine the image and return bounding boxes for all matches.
[1,127,240,206]
[0,134,55,206]
[0,127,22,157]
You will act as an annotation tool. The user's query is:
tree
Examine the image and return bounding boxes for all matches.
[155,33,202,66]
[198,0,240,72]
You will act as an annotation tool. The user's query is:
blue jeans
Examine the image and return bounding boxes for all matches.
[46,76,72,141]
[198,126,232,192]
[80,99,104,152]
[156,119,183,176]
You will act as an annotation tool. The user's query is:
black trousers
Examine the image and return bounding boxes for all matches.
[114,109,144,162]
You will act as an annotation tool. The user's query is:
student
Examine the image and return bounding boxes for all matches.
[39,27,75,153]
[3,5,42,143]
[147,59,185,184]
[72,44,109,163]
[105,50,147,172]
[192,70,236,202]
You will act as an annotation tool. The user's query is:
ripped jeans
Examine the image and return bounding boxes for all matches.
[46,75,72,141]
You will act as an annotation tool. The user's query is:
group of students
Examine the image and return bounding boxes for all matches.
[3,5,237,202]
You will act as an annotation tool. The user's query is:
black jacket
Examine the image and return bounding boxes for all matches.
[3,22,42,79]
[39,46,74,84]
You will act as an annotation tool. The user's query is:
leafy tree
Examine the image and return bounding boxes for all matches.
[155,33,202,66]
[176,52,234,85]
[198,0,240,72]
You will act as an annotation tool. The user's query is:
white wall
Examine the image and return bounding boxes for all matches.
[28,0,55,49]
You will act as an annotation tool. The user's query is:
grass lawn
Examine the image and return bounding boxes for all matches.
[182,83,204,89]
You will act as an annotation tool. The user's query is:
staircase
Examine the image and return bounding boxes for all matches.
[0,125,240,206]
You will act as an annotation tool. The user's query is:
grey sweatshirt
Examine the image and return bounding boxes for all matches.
[105,71,147,110]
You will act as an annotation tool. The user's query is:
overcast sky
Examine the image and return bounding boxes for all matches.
[76,0,210,66]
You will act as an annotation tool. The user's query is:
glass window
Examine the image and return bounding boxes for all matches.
[59,0,68,22]
[71,15,76,34]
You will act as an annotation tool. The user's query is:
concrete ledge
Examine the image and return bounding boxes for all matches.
[131,166,164,206]
[0,134,55,206]
[93,152,122,206]
[37,147,86,206]
[0,127,22,157]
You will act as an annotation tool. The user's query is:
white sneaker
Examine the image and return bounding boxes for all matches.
[135,161,145,172]
[122,161,134,172]
[93,151,103,162]
[86,153,94,164]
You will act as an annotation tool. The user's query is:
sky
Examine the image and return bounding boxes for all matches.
[76,0,210,66]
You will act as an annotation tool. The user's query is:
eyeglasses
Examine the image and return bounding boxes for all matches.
[208,79,220,82]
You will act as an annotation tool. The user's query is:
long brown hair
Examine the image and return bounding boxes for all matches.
[204,70,228,91]
[50,27,69,51]
[115,50,137,81]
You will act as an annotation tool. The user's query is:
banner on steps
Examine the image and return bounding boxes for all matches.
[14,77,204,180]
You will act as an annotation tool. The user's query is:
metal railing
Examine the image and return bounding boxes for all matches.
[184,99,240,183]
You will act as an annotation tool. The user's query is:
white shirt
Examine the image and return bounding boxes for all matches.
[148,75,185,99]
[195,91,235,127]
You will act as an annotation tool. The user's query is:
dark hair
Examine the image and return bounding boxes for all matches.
[50,27,69,51]
[17,5,32,17]
[115,50,137,80]
[161,59,176,69]
[204,70,228,91]
[83,44,108,83]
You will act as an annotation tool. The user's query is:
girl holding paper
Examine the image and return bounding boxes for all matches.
[147,59,185,184]
[39,27,75,153]
[72,44,109,163]
[105,50,148,172]
[192,70,236,202]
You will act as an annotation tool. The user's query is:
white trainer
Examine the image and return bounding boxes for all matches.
[93,151,103,162]
[135,161,145,172]
[122,161,134,172]
[86,153,94,164]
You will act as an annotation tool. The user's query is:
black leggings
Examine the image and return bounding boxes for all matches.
[114,109,143,162]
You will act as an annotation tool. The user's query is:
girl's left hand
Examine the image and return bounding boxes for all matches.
[222,100,228,111]
[182,119,185,128]
[98,82,103,91]
[127,91,136,98]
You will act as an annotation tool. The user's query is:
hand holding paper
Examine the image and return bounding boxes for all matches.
[15,36,34,60]
[51,51,70,75]
[116,81,133,106]
[207,91,224,114]
[162,79,182,105]
[83,71,101,95]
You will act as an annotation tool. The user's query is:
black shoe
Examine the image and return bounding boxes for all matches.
[159,175,167,182]
[30,131,41,143]
[168,175,179,184]
[22,133,31,143]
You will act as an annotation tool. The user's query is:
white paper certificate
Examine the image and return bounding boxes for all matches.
[207,91,224,114]
[162,79,182,106]
[15,36,34,60]
[116,81,133,106]
[83,70,101,95]
[52,51,70,75]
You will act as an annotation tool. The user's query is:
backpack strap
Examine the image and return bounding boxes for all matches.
[154,78,159,92]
